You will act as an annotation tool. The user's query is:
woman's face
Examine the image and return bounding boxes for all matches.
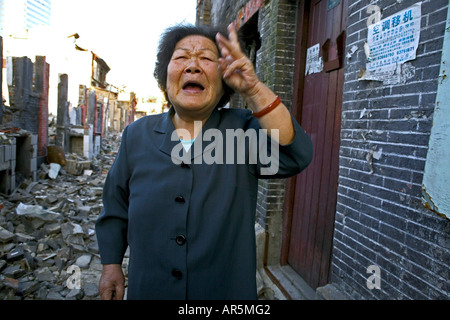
[166,35,224,114]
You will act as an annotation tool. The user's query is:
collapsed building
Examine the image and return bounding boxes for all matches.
[0,38,137,195]
[0,34,137,299]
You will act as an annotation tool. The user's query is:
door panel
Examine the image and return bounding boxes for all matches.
[286,0,346,289]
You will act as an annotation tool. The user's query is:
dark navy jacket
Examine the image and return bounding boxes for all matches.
[95,107,313,300]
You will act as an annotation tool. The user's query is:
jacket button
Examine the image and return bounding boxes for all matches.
[172,269,182,280]
[176,235,186,246]
[175,196,185,203]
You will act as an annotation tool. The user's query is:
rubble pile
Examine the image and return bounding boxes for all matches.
[0,133,123,300]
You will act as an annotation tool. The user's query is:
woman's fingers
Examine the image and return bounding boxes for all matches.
[216,24,245,77]
[216,23,244,60]
[227,22,240,49]
[222,58,246,79]
[216,33,232,57]
[217,22,260,95]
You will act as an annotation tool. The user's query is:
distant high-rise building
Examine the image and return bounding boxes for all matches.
[0,0,9,36]
[25,0,52,29]
[0,0,52,36]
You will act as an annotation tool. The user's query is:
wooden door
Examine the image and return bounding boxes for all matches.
[282,0,347,289]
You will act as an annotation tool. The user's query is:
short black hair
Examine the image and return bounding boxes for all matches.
[154,24,234,109]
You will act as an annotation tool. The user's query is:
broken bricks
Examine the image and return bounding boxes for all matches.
[0,132,123,300]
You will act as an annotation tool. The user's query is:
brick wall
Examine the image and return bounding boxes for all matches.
[333,0,450,299]
[197,0,212,26]
[6,57,40,134]
[35,56,50,160]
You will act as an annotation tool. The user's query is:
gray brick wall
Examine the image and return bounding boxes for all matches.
[7,57,40,134]
[333,0,450,299]
[256,0,297,229]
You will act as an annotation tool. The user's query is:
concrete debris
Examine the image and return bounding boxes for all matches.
[16,203,61,221]
[0,133,122,300]
[48,163,61,180]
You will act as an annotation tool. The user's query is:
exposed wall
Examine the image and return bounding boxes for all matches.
[5,57,40,133]
[255,0,298,265]
[0,133,38,194]
[333,0,450,299]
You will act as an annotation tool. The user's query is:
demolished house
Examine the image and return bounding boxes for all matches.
[0,35,134,299]
[0,132,123,300]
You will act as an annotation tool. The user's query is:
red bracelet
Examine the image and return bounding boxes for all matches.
[252,96,281,118]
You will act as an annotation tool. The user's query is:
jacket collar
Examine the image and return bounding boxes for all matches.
[154,106,221,162]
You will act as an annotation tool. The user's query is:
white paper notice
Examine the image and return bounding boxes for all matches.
[305,44,323,76]
[361,2,422,83]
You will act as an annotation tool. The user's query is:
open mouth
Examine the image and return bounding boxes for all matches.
[182,81,205,92]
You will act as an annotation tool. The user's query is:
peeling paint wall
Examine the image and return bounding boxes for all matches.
[422,4,450,220]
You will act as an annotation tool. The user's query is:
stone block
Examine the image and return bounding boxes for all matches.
[0,226,15,243]
[30,134,38,146]
[30,157,37,172]
[0,145,5,163]
[5,145,11,162]
[0,161,10,171]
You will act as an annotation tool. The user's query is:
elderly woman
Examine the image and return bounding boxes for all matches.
[95,23,313,300]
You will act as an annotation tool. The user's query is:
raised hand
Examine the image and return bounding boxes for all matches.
[216,22,260,99]
[216,22,295,145]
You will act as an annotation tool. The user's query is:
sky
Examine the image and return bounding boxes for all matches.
[51,0,198,99]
